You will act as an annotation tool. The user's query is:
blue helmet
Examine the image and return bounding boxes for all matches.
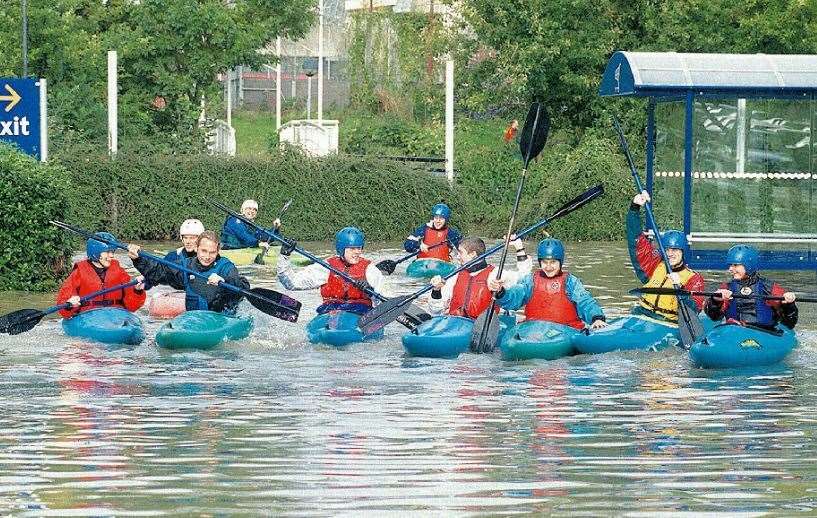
[660,229,689,258]
[335,226,365,256]
[726,244,760,275]
[431,203,451,221]
[86,232,117,262]
[537,238,565,263]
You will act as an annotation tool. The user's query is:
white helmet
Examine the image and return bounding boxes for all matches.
[179,218,205,237]
[241,199,259,211]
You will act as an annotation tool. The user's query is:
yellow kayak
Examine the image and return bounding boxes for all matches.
[220,247,312,267]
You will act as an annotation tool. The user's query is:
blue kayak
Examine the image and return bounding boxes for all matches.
[500,321,579,361]
[402,315,473,358]
[572,313,682,354]
[62,308,145,345]
[689,318,798,368]
[156,310,253,350]
[306,310,384,347]
[406,258,457,278]
[402,313,516,358]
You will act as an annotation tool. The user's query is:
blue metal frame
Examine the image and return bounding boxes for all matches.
[600,52,817,271]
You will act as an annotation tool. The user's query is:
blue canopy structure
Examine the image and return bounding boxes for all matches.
[600,52,817,270]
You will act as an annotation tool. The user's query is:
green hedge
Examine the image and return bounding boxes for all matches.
[0,145,74,290]
[56,149,461,242]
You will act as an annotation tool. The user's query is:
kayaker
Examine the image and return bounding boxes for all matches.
[127,230,249,314]
[488,238,608,330]
[221,199,281,250]
[426,235,532,318]
[57,232,147,318]
[704,244,798,329]
[403,203,462,262]
[628,190,705,321]
[277,226,386,315]
[165,218,204,264]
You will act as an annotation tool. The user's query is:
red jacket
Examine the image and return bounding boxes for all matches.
[448,265,495,318]
[418,227,451,261]
[320,256,373,307]
[56,259,146,318]
[525,272,585,330]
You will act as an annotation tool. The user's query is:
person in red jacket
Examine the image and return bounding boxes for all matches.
[56,232,146,318]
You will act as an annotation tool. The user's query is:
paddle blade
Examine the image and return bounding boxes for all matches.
[375,259,397,275]
[550,184,604,220]
[0,309,46,335]
[245,287,301,322]
[359,295,413,335]
[470,309,500,353]
[519,103,550,168]
[677,303,705,350]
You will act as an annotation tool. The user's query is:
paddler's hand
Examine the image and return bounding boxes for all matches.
[783,292,796,304]
[668,272,681,286]
[713,288,732,301]
[590,318,608,330]
[272,218,282,230]
[127,244,141,259]
[207,273,224,286]
[67,295,81,308]
[135,275,148,291]
[487,278,504,292]
[419,242,430,252]
[430,275,444,290]
[507,233,524,251]
[259,241,270,250]
[633,190,650,207]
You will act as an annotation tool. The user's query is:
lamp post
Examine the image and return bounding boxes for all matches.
[21,0,28,76]
[303,58,318,121]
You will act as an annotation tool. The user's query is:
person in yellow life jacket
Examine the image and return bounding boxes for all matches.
[487,238,608,330]
[277,227,387,315]
[627,190,705,320]
[403,203,463,262]
[426,236,532,318]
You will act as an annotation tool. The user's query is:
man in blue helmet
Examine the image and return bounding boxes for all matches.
[488,238,608,330]
[403,203,462,263]
[277,227,387,314]
[128,230,249,315]
[221,199,281,250]
[57,232,147,319]
[704,244,797,329]
[628,191,705,322]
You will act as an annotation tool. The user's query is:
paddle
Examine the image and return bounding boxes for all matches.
[472,102,550,354]
[613,116,705,349]
[375,239,453,275]
[207,200,431,330]
[0,280,140,335]
[49,221,302,322]
[254,199,293,265]
[359,184,604,336]
[629,287,817,303]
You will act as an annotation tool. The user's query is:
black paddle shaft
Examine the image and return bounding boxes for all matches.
[474,103,550,353]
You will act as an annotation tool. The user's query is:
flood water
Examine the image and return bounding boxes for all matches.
[1,240,817,516]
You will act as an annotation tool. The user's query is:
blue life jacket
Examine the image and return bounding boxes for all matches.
[725,277,774,326]
[164,247,195,265]
[182,256,237,313]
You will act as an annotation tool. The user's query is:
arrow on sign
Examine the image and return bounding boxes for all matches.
[0,84,22,112]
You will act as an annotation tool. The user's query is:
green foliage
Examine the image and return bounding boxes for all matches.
[0,145,74,291]
[340,114,443,156]
[55,149,460,242]
[0,0,316,152]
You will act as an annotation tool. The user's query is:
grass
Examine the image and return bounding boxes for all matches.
[232,111,277,156]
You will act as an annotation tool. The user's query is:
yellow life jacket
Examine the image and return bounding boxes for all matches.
[638,263,696,321]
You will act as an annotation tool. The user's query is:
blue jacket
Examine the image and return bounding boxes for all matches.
[221,216,279,250]
[496,271,606,324]
[164,247,197,265]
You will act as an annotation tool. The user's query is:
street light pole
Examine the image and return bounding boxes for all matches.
[21,0,28,76]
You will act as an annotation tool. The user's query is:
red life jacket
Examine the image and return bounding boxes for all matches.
[320,256,373,307]
[448,265,496,318]
[56,259,146,318]
[524,272,584,330]
[418,226,451,261]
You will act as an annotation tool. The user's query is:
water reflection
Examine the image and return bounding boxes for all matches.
[0,241,815,514]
